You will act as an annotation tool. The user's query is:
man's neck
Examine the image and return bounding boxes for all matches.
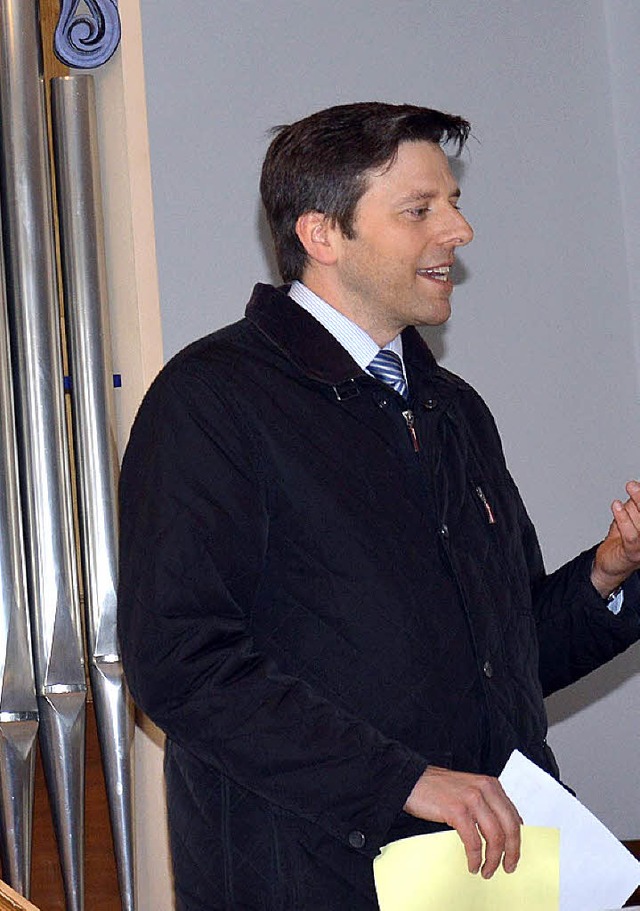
[299,273,403,348]
[288,281,404,372]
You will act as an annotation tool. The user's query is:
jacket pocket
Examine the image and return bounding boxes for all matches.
[468,478,515,590]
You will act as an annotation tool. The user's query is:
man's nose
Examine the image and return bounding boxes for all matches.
[450,210,474,247]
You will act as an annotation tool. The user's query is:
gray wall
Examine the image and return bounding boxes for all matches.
[140,0,640,836]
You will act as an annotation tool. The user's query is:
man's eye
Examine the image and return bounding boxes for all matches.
[406,207,429,218]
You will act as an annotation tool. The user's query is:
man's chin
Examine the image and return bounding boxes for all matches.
[413,299,452,328]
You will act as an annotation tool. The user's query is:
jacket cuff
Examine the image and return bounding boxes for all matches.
[620,570,640,618]
[586,544,640,621]
[320,748,428,860]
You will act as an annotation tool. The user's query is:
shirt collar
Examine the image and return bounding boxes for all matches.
[245,283,448,397]
[288,280,405,374]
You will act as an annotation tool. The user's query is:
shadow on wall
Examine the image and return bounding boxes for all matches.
[546,641,640,726]
[420,324,448,363]
[257,205,281,286]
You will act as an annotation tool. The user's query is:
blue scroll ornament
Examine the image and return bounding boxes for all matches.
[54,0,121,69]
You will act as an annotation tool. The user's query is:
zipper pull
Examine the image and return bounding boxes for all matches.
[475,485,496,524]
[402,410,420,452]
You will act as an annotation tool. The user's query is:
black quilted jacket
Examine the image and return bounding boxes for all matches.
[118,283,640,910]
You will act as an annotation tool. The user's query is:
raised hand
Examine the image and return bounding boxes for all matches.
[591,480,640,598]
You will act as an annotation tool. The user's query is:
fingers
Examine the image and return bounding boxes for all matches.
[453,808,484,874]
[484,784,523,876]
[612,481,640,545]
[452,776,522,878]
[612,500,640,547]
[592,481,640,596]
[403,766,522,878]
[610,481,640,565]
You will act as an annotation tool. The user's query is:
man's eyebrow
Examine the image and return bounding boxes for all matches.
[397,187,462,205]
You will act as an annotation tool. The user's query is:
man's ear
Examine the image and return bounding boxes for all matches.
[295,211,339,267]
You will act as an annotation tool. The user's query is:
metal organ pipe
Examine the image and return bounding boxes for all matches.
[0,2,87,908]
[0,193,39,899]
[52,74,136,911]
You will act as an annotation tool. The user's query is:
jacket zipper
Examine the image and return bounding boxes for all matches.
[475,485,496,524]
[402,410,420,452]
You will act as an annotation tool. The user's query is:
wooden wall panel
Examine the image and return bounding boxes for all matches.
[40,0,68,81]
[624,842,640,907]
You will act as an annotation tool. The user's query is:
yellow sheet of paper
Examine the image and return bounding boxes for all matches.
[374,825,559,911]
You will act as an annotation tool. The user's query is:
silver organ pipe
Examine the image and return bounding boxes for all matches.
[0,1,87,907]
[52,74,136,911]
[0,190,39,899]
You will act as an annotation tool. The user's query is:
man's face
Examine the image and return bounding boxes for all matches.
[328,140,473,345]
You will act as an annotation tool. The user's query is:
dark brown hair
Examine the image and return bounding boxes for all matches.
[260,102,470,282]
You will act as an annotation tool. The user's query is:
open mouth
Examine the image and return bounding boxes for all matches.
[417,266,451,283]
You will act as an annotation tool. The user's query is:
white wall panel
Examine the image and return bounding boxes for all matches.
[140,0,640,837]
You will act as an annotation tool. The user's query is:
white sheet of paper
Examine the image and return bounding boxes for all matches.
[499,750,640,911]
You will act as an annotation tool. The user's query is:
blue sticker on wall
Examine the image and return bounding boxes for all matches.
[54,0,122,69]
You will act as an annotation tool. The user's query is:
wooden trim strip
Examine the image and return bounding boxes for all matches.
[0,881,40,911]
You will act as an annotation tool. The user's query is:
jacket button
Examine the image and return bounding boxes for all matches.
[483,660,494,679]
[439,523,449,539]
[348,830,366,849]
[424,399,438,410]
[377,398,389,408]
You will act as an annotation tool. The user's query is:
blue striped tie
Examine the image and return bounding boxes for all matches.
[368,349,408,398]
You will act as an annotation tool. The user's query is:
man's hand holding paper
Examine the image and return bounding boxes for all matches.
[378,751,640,911]
[403,765,523,878]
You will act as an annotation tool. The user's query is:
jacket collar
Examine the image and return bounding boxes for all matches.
[245,282,459,398]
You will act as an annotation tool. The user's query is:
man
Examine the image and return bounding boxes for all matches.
[118,102,640,910]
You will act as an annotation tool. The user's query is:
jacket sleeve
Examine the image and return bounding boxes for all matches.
[117,359,427,858]
[516,485,640,697]
[463,384,640,698]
